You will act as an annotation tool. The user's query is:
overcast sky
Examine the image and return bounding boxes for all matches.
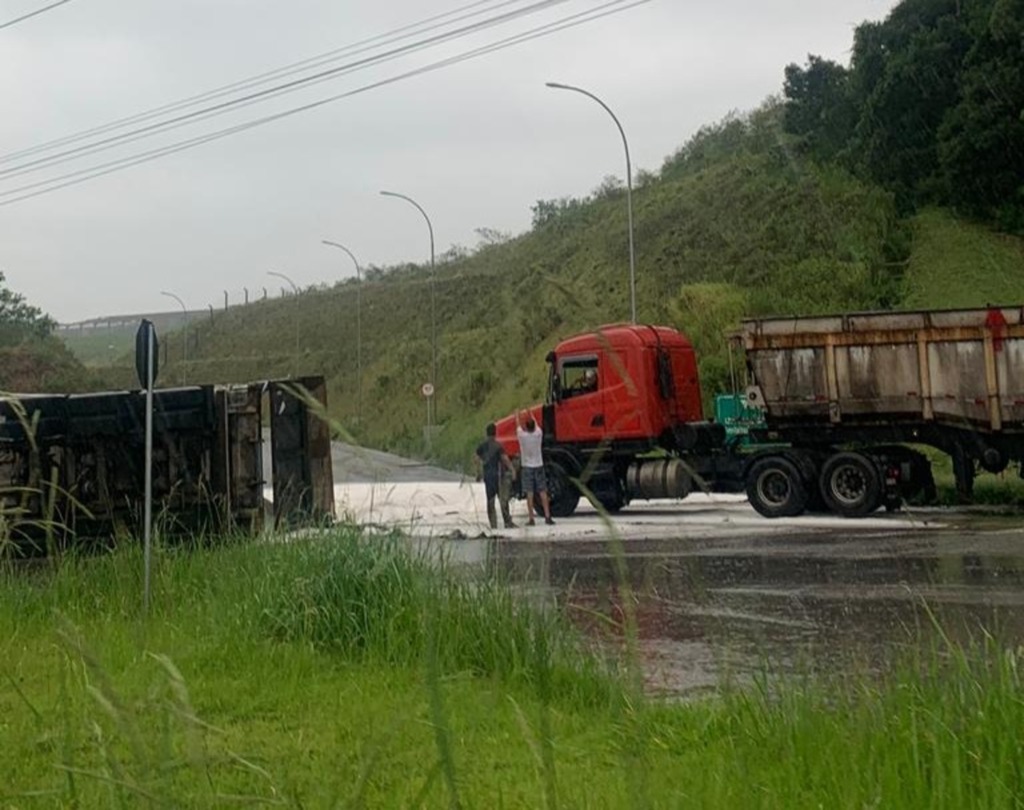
[1,0,897,324]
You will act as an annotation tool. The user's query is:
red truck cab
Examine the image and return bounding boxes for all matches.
[494,324,716,515]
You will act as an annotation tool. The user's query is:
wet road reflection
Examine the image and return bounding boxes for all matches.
[486,521,1024,695]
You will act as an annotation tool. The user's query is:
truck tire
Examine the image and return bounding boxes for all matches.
[596,488,625,514]
[582,466,625,514]
[745,456,808,518]
[819,452,881,517]
[789,449,827,513]
[546,461,581,518]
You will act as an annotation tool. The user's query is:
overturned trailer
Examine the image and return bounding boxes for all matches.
[0,376,334,555]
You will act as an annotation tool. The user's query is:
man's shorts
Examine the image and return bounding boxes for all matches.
[521,465,548,495]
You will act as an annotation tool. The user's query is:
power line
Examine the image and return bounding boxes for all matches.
[0,0,571,180]
[0,0,652,207]
[0,0,565,177]
[0,0,73,31]
[0,0,519,165]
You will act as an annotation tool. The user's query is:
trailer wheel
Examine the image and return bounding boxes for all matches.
[745,456,808,518]
[820,452,881,517]
[546,462,581,518]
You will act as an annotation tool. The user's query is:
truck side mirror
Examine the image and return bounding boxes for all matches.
[551,375,562,403]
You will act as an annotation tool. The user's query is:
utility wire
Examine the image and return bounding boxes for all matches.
[1,0,648,203]
[0,0,73,31]
[0,0,571,180]
[0,0,520,165]
[0,0,651,207]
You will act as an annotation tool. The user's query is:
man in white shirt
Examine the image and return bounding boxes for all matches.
[515,409,554,526]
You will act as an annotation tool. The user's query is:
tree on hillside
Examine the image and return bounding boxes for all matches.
[668,283,749,403]
[0,272,91,392]
[530,196,590,231]
[474,227,511,247]
[592,174,625,200]
[783,56,854,160]
[0,271,55,346]
[783,0,1023,229]
[937,0,1024,227]
[850,2,970,203]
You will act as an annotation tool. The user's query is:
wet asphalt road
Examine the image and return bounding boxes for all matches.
[330,443,1024,694]
[330,442,464,484]
[489,517,1024,693]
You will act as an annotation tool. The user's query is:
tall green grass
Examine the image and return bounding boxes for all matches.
[4,529,1024,807]
[250,530,618,703]
[917,447,1024,508]
[701,632,1024,808]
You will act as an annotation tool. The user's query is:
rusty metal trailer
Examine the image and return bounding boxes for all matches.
[0,376,334,556]
[737,305,1024,517]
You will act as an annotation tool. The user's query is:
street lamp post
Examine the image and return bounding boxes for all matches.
[321,240,363,425]
[160,290,189,385]
[546,81,637,324]
[267,270,300,376]
[379,190,437,445]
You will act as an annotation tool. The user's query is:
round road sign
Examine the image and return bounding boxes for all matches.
[421,382,435,398]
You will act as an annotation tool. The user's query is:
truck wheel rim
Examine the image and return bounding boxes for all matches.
[830,465,867,506]
[757,469,791,506]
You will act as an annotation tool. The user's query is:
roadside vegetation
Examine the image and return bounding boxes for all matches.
[930,452,1024,507]
[4,528,1024,807]
[0,271,91,392]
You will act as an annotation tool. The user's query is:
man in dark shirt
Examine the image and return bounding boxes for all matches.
[474,422,517,529]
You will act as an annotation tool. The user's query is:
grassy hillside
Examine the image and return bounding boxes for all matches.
[81,105,1024,469]
[902,208,1024,309]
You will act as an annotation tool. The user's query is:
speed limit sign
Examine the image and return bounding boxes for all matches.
[421,382,435,398]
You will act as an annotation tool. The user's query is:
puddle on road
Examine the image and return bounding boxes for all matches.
[485,530,1024,696]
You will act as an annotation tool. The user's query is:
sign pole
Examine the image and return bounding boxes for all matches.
[136,319,159,615]
[421,382,435,457]
[143,327,154,613]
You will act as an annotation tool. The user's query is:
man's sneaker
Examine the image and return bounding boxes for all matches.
[545,517,555,526]
[527,518,536,526]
